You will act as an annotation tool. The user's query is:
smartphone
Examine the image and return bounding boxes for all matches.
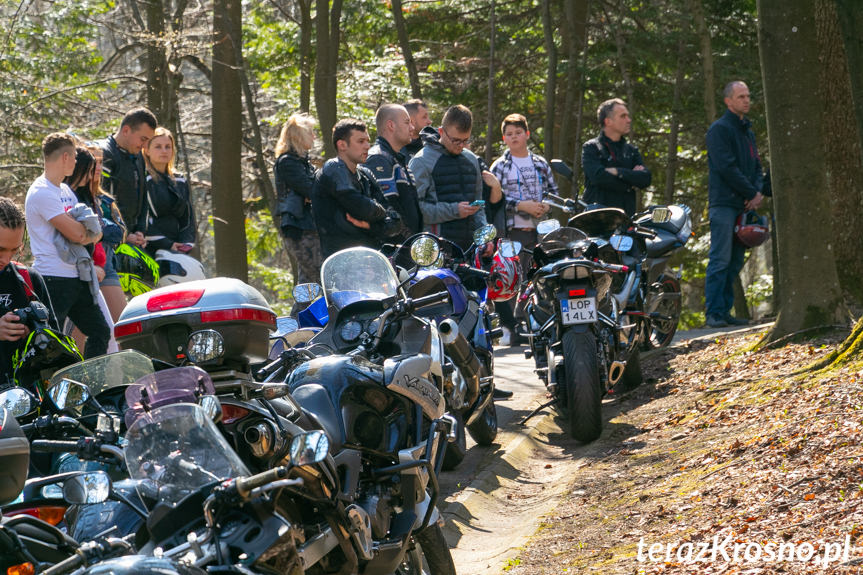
[469,200,486,207]
[176,244,194,253]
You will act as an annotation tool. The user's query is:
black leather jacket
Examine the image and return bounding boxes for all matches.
[145,172,196,252]
[582,132,651,216]
[275,151,316,238]
[98,135,147,234]
[363,137,423,238]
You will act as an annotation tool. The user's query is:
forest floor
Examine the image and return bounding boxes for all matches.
[496,326,863,574]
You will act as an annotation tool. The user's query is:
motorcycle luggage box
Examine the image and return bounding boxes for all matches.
[114,278,276,365]
[637,205,689,236]
[0,409,29,505]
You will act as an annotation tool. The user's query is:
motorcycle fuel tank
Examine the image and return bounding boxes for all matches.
[415,268,468,316]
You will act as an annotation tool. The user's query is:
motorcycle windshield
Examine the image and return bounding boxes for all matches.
[47,350,154,398]
[125,403,249,510]
[123,367,215,429]
[537,227,589,252]
[321,247,399,311]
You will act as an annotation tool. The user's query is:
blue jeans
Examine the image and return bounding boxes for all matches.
[704,206,746,319]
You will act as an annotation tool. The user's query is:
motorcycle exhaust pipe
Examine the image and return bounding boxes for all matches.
[608,361,626,386]
[244,421,277,459]
[438,319,480,406]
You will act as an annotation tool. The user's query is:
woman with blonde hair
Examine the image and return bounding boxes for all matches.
[142,127,197,255]
[274,113,321,284]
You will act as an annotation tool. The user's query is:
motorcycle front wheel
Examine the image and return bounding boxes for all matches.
[562,329,602,443]
[396,523,456,575]
[644,276,682,349]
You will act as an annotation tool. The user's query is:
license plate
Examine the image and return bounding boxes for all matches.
[560,297,597,325]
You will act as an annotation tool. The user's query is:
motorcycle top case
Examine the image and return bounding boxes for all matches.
[0,408,29,505]
[114,278,276,364]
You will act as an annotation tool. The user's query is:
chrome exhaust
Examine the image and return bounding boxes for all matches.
[608,361,626,385]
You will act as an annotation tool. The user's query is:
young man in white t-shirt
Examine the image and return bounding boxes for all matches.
[490,114,558,345]
[24,133,109,358]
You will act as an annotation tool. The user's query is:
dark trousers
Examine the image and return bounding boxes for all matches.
[44,276,110,358]
[704,206,747,319]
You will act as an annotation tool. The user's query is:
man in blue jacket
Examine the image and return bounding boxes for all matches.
[704,81,764,328]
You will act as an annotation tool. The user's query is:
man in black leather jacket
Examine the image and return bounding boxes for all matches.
[363,104,423,239]
[98,108,158,247]
[582,98,651,216]
[312,119,401,259]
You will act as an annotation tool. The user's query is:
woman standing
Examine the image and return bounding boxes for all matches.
[142,127,197,255]
[274,113,322,285]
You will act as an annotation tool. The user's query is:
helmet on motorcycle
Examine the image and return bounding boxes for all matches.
[486,239,520,302]
[735,210,770,248]
[114,244,160,296]
[155,249,206,287]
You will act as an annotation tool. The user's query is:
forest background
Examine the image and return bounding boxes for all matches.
[1,0,862,340]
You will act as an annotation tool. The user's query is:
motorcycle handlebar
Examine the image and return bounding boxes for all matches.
[407,291,451,312]
[629,224,658,239]
[455,263,490,279]
[235,465,290,499]
[30,439,79,453]
[40,552,84,575]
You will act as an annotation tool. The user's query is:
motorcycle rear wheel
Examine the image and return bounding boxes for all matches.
[562,329,602,443]
[397,523,456,575]
[644,276,682,349]
[466,355,498,446]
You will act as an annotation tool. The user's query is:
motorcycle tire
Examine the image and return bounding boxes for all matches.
[467,399,498,445]
[618,348,643,391]
[441,410,467,471]
[562,329,602,443]
[643,276,682,349]
[397,523,457,575]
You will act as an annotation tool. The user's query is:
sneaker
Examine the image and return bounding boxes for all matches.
[705,315,728,328]
[498,326,512,346]
[725,315,750,326]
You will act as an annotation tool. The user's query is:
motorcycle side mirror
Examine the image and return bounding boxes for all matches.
[498,240,522,258]
[47,378,92,416]
[609,235,633,252]
[62,471,112,505]
[187,330,225,364]
[410,236,441,267]
[0,387,38,419]
[290,430,330,466]
[473,224,497,246]
[199,395,223,423]
[651,207,671,223]
[537,219,561,235]
[293,283,323,304]
[550,159,574,179]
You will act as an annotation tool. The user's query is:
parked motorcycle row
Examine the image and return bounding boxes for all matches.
[0,163,693,574]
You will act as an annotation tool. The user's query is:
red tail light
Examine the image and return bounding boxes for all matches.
[8,562,36,575]
[146,289,205,312]
[568,289,587,297]
[6,505,67,525]
[221,404,251,424]
[200,308,276,326]
[114,321,143,338]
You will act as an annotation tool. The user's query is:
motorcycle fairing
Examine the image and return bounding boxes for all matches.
[384,354,444,420]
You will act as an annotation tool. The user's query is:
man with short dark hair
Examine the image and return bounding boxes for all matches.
[704,81,764,328]
[0,197,57,387]
[99,107,158,246]
[582,98,651,215]
[363,104,423,238]
[312,119,401,258]
[409,104,487,250]
[402,99,432,160]
[25,133,108,358]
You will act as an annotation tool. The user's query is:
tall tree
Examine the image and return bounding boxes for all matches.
[757,0,846,342]
[212,0,248,280]
[391,0,422,99]
[540,0,557,158]
[314,0,343,158]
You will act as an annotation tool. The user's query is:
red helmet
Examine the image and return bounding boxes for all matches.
[735,210,770,248]
[486,240,520,302]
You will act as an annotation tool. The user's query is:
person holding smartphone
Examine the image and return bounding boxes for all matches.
[141,127,197,256]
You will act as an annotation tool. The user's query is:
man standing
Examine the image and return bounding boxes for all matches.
[582,98,651,216]
[704,81,764,328]
[402,99,432,160]
[99,108,158,247]
[409,104,487,251]
[490,113,557,345]
[25,133,108,358]
[0,198,58,387]
[312,119,401,259]
[364,104,423,238]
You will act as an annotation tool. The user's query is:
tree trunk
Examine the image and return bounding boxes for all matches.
[145,0,178,134]
[485,0,495,165]
[835,0,863,153]
[299,0,312,113]
[557,0,588,176]
[758,0,846,343]
[212,0,248,280]
[688,0,715,125]
[540,0,556,158]
[664,35,686,204]
[816,0,863,305]
[314,0,343,158]
[391,0,422,99]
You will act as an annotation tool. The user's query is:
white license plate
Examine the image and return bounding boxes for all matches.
[560,297,597,325]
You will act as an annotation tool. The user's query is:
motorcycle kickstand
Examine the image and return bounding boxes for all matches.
[519,398,557,426]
